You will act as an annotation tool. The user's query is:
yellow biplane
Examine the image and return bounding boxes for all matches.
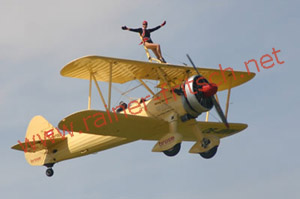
[11,51,255,177]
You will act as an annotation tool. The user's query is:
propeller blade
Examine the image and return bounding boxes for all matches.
[212,96,229,128]
[186,54,229,128]
[186,54,201,76]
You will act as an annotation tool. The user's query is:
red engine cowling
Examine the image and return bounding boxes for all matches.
[181,75,216,118]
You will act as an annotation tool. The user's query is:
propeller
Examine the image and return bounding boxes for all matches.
[186,54,229,128]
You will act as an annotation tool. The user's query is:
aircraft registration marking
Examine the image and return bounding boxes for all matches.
[30,157,41,163]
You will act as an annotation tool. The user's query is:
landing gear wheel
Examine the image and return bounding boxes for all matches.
[199,146,218,159]
[46,168,54,177]
[163,143,181,157]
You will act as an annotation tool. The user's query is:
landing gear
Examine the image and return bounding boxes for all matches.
[163,143,181,157]
[46,168,54,177]
[44,163,55,177]
[199,145,218,159]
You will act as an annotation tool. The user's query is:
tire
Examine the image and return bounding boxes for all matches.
[199,146,218,159]
[46,168,54,177]
[163,143,181,157]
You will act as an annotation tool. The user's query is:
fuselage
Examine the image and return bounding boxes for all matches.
[44,133,134,164]
[42,90,185,165]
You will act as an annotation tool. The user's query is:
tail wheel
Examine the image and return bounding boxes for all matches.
[46,168,54,177]
[163,143,181,157]
[199,145,218,159]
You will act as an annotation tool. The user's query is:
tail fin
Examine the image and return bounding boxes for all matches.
[11,115,66,166]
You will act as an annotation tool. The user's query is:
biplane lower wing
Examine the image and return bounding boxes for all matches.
[58,110,247,141]
[58,110,168,140]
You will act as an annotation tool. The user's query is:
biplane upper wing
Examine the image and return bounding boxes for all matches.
[60,55,255,91]
[58,110,247,141]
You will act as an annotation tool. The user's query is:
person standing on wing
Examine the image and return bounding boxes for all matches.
[122,20,167,63]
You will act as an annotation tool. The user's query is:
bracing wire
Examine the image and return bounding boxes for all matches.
[163,51,188,66]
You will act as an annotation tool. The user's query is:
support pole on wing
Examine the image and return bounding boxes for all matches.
[140,35,161,63]
[88,72,92,110]
[108,63,113,111]
[92,73,108,110]
[205,111,210,122]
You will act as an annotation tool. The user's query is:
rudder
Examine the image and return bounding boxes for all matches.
[11,115,65,166]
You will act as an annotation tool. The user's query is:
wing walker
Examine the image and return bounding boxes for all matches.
[12,33,255,177]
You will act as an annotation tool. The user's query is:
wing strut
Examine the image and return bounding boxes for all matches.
[108,63,113,110]
[138,79,156,96]
[88,72,92,110]
[205,111,210,122]
[92,74,108,110]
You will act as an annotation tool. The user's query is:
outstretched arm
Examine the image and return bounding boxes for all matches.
[148,21,166,33]
[121,26,142,33]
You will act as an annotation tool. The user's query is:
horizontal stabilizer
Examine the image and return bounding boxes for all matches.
[11,138,65,152]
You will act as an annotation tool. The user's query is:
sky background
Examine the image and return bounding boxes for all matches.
[1,0,299,198]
